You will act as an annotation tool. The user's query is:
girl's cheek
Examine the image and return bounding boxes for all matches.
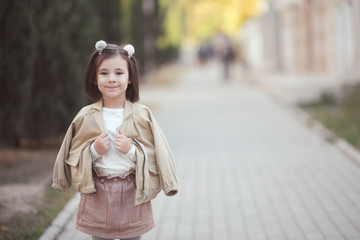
[98,76,108,83]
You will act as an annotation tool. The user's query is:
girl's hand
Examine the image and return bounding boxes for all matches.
[93,132,110,155]
[114,130,132,154]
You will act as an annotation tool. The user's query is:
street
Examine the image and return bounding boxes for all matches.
[51,61,360,240]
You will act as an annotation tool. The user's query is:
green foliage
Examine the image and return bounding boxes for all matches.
[302,84,360,150]
[157,0,184,48]
[158,45,179,66]
[0,183,76,240]
[23,0,99,144]
[0,0,180,147]
[0,0,119,147]
[318,92,336,106]
[0,0,36,146]
[128,0,145,68]
[182,0,263,44]
[96,0,122,43]
[120,0,180,70]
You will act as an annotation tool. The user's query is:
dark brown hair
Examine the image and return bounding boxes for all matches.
[84,43,140,102]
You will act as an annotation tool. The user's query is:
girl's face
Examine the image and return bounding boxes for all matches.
[97,56,130,108]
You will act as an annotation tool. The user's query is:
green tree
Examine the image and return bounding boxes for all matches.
[0,0,118,147]
[120,0,181,72]
[23,0,101,144]
[120,0,145,69]
[97,0,122,43]
[0,0,36,147]
[0,0,180,147]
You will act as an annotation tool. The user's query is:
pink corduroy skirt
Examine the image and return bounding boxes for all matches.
[76,171,154,239]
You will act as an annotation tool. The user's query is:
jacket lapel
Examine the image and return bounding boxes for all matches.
[123,100,133,121]
[117,100,133,133]
[92,100,106,132]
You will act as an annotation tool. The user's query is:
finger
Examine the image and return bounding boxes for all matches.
[115,134,124,141]
[100,132,109,139]
[118,130,127,137]
[114,144,120,151]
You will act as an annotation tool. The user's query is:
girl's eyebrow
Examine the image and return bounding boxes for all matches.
[98,67,125,71]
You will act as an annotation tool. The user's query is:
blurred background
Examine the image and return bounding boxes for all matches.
[0,0,263,148]
[1,0,360,239]
[1,0,360,148]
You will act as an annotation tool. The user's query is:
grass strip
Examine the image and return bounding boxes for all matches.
[300,84,360,150]
[0,183,76,240]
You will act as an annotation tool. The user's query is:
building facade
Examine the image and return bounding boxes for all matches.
[240,0,360,79]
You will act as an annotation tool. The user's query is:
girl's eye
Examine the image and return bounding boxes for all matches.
[100,72,108,75]
[116,72,123,75]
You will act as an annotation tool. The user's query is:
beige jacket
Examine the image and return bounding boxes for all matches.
[52,100,178,205]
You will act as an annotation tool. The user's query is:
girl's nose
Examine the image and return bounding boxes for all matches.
[108,73,116,82]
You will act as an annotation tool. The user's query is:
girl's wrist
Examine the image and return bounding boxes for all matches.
[90,142,102,160]
[125,144,136,159]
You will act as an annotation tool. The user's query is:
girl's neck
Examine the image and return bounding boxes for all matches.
[102,98,125,109]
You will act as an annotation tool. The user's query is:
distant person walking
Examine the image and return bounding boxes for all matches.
[213,33,235,81]
[52,41,178,240]
[197,41,213,64]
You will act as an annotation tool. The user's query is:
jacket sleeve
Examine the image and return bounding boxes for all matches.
[52,123,74,192]
[150,111,178,196]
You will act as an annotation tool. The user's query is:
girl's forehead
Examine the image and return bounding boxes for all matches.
[99,55,127,69]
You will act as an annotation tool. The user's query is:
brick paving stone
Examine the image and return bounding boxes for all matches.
[50,62,360,240]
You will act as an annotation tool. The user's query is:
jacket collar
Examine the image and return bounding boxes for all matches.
[92,100,103,111]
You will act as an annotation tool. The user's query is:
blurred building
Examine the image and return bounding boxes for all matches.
[240,0,360,80]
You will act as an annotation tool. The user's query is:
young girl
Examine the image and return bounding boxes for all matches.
[52,40,178,240]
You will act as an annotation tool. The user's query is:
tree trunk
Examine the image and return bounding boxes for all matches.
[142,0,156,73]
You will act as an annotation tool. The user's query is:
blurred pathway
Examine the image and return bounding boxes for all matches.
[47,62,360,240]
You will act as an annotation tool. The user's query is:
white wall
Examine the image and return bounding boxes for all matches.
[240,18,265,70]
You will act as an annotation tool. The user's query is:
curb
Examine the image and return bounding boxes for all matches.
[39,193,80,240]
[335,138,360,167]
[257,79,360,167]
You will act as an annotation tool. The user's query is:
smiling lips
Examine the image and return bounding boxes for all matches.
[106,86,118,89]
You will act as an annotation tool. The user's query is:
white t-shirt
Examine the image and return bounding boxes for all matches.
[90,107,136,176]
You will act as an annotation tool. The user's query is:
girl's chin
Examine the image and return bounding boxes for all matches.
[103,93,125,100]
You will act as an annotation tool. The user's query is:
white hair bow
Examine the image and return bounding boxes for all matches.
[95,40,107,54]
[124,44,135,58]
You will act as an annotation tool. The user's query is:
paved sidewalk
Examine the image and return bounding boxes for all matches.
[42,62,360,240]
